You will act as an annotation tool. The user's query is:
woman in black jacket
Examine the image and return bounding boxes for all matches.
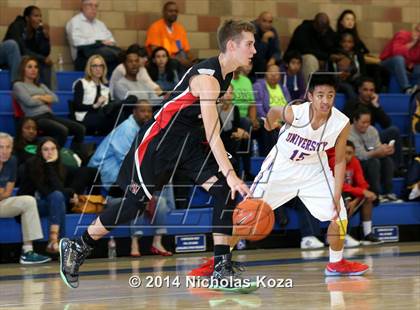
[19,137,78,254]
[3,5,52,87]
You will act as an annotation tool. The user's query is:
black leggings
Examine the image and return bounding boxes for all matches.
[99,175,235,235]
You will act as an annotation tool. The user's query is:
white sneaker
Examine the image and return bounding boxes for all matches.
[344,235,360,248]
[301,236,324,249]
[409,184,420,200]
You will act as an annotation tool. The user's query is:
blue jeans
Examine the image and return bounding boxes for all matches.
[37,191,67,238]
[0,40,21,82]
[381,55,420,90]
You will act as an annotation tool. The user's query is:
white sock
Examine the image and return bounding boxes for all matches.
[329,247,343,263]
[22,244,33,253]
[363,221,372,236]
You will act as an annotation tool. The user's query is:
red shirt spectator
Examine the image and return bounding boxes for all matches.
[327,147,369,198]
[380,29,420,68]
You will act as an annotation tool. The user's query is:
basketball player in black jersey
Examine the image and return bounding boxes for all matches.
[59,20,257,291]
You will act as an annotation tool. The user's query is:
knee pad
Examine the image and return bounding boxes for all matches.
[208,176,235,235]
[334,218,348,240]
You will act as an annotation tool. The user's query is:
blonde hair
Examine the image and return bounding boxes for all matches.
[84,54,108,84]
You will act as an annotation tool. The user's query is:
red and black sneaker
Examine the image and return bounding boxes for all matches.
[188,257,214,277]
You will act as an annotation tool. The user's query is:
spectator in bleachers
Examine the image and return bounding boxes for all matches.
[380,23,420,94]
[18,137,75,254]
[72,54,118,135]
[147,47,179,93]
[250,12,281,81]
[280,50,305,100]
[230,65,257,180]
[4,6,52,88]
[109,44,162,98]
[336,9,388,92]
[88,100,153,190]
[145,1,194,71]
[285,12,336,82]
[217,85,250,175]
[348,108,402,203]
[343,77,403,171]
[13,117,99,194]
[253,64,291,155]
[0,132,51,264]
[66,0,122,72]
[328,142,382,246]
[329,31,364,100]
[13,56,85,149]
[113,49,161,102]
[0,40,21,83]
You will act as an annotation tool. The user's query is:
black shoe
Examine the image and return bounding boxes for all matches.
[211,254,258,293]
[361,233,384,245]
[59,238,92,288]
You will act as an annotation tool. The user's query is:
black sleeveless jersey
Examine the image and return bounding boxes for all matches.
[117,56,233,198]
[153,56,233,135]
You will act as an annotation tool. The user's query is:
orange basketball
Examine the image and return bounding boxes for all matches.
[232,199,274,241]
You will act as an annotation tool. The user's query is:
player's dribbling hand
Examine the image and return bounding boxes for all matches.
[227,174,252,200]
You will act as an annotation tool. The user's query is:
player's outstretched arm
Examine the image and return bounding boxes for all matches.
[264,105,294,131]
[333,122,351,212]
[191,75,251,199]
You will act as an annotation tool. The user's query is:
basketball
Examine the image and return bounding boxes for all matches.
[232,199,275,241]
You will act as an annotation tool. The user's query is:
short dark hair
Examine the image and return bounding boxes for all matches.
[217,19,255,53]
[307,73,338,93]
[353,107,371,121]
[163,1,176,11]
[357,76,375,89]
[346,140,355,149]
[283,50,302,64]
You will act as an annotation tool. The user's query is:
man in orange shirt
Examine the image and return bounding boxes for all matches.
[145,1,194,69]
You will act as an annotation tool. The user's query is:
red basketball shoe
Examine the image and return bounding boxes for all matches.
[325,259,369,276]
[188,257,214,277]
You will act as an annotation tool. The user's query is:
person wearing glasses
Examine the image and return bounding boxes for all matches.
[72,54,116,135]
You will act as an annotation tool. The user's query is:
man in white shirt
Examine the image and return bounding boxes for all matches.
[66,0,121,71]
[113,49,161,103]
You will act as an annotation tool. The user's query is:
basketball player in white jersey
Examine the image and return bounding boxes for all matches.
[189,74,369,277]
[252,74,368,275]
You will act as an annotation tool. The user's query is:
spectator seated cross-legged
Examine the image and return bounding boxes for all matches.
[13,56,86,151]
[66,0,122,72]
[72,54,121,135]
[4,6,53,88]
[0,132,51,264]
[348,108,402,204]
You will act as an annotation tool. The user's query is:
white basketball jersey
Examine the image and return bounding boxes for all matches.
[275,101,349,165]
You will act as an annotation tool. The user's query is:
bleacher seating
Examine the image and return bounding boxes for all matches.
[0,201,419,243]
[0,70,11,90]
[56,71,84,91]
[0,90,14,135]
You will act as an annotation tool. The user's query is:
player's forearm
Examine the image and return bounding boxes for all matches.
[208,134,236,178]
